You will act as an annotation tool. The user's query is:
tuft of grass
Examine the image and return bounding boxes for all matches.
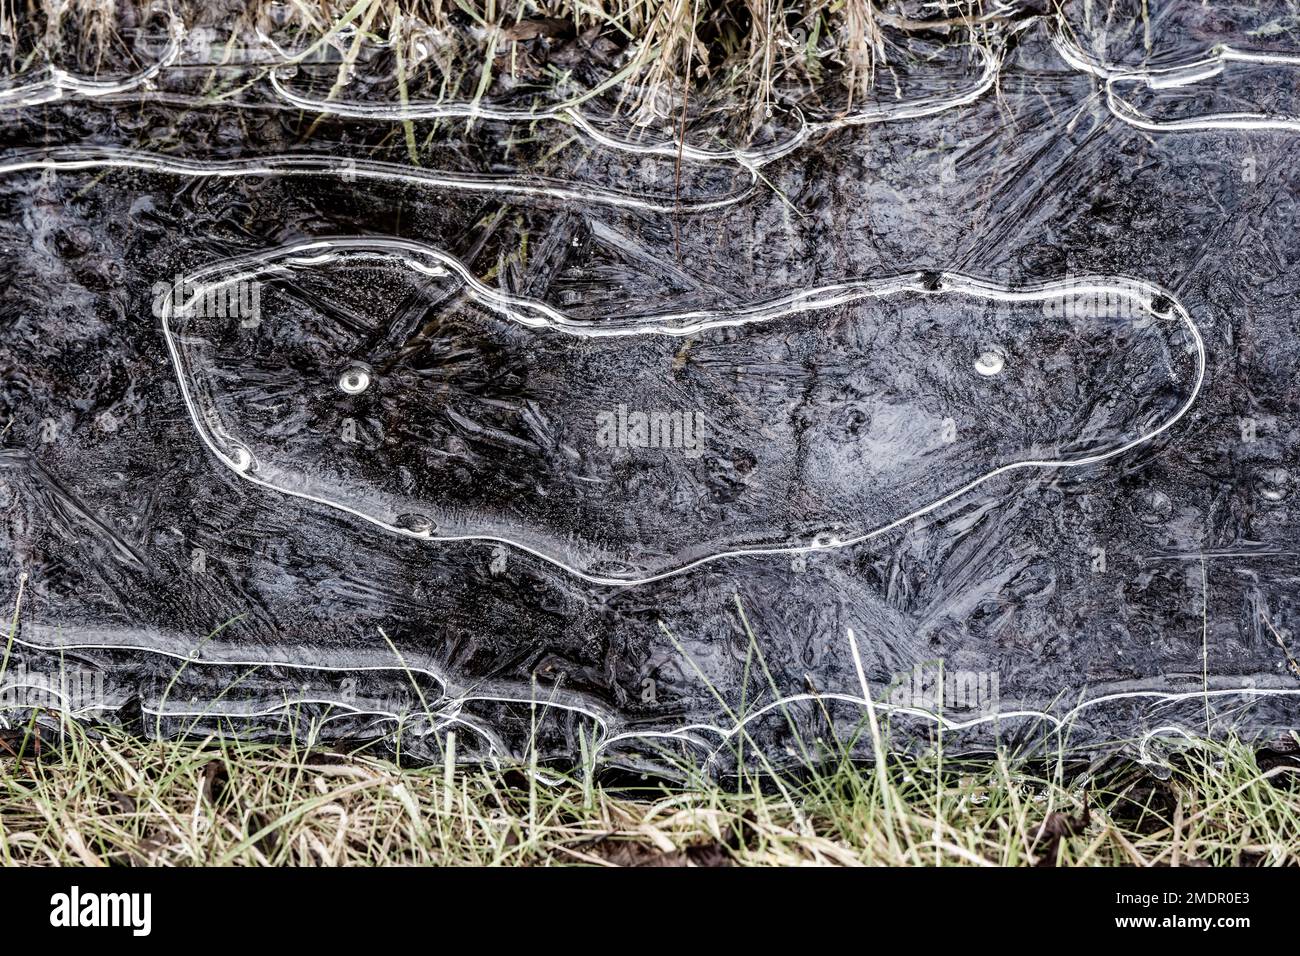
[4,0,1003,129]
[1,716,1298,866]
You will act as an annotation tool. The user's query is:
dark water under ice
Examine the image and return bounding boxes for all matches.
[3,1,1300,774]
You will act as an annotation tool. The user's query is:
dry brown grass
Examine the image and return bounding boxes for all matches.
[3,0,1002,125]
[2,716,1298,866]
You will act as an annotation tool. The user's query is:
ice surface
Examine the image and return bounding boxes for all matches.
[165,238,1202,585]
[1,2,1300,773]
[1054,0,1300,132]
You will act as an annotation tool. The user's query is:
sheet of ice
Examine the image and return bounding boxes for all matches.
[165,237,1202,585]
[1,5,1298,773]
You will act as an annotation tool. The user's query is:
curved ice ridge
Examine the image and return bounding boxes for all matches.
[0,146,747,213]
[1050,18,1300,133]
[1,14,1010,183]
[0,10,184,107]
[163,236,1206,588]
[0,5,379,110]
[9,622,1292,772]
[265,29,1008,172]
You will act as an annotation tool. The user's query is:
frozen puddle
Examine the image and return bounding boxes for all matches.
[165,238,1204,586]
[7,2,1294,770]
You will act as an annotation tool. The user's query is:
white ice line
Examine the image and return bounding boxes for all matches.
[7,624,451,688]
[1104,65,1300,134]
[603,684,1300,765]
[13,622,1297,768]
[265,33,1007,171]
[1136,724,1200,766]
[6,622,606,741]
[0,9,185,107]
[0,146,753,214]
[3,13,1008,180]
[1049,18,1300,133]
[597,629,1300,765]
[161,236,1206,588]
